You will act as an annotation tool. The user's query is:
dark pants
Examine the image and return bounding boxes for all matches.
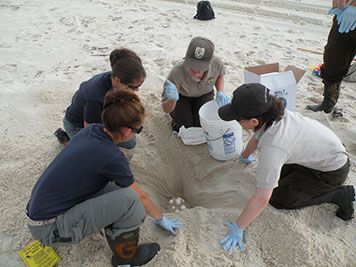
[269,160,350,210]
[321,17,356,85]
[170,91,214,132]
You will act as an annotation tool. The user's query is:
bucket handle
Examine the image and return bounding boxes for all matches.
[205,128,230,142]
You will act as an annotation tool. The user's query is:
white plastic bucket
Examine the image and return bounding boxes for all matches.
[199,100,242,161]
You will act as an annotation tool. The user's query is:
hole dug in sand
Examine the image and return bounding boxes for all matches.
[130,114,254,214]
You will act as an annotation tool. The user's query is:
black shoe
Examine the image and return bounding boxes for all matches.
[54,128,70,144]
[306,102,333,113]
[331,108,343,118]
[335,186,355,221]
[170,121,178,132]
[111,243,160,267]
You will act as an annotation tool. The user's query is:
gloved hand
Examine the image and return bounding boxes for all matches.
[164,80,179,101]
[153,216,182,235]
[240,155,255,164]
[328,7,343,18]
[215,91,231,107]
[220,221,245,252]
[337,5,356,33]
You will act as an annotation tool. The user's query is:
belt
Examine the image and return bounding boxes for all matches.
[27,216,56,227]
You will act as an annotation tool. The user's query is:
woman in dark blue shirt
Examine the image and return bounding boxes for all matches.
[28,89,181,266]
[55,48,146,149]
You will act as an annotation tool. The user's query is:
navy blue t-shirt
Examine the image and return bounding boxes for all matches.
[27,124,134,220]
[65,72,112,127]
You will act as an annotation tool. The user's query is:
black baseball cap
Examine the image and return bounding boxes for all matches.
[218,83,272,121]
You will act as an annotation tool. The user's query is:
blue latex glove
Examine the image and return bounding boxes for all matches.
[164,80,179,101]
[328,7,343,17]
[153,216,182,235]
[240,155,255,164]
[215,91,231,107]
[220,221,245,252]
[337,5,356,33]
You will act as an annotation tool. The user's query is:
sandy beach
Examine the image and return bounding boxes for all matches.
[0,0,355,266]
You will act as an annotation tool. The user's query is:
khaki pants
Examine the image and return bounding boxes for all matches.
[28,183,146,246]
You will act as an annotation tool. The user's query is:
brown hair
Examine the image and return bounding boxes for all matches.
[109,48,146,84]
[102,88,145,134]
[252,96,285,131]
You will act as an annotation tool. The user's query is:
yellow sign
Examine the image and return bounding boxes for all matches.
[18,240,60,267]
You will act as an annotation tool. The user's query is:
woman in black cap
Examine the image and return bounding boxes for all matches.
[218,83,354,252]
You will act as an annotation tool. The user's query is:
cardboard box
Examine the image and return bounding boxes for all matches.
[244,63,305,111]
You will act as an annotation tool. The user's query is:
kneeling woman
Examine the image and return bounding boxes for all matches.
[27,89,181,266]
[55,48,146,149]
[218,83,354,252]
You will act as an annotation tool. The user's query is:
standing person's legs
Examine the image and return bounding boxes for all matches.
[170,95,194,132]
[307,18,356,113]
[322,18,356,85]
[269,161,354,220]
[192,91,214,127]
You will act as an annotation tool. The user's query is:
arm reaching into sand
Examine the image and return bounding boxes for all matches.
[241,137,258,158]
[130,181,163,220]
[236,188,273,229]
[130,181,182,235]
[240,137,258,164]
[220,188,273,252]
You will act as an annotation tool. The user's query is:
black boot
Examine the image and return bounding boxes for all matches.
[54,128,70,144]
[106,228,160,267]
[306,82,341,113]
[332,185,355,221]
[292,186,355,221]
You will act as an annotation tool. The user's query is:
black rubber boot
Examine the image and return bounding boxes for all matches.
[54,128,70,144]
[306,82,341,113]
[106,228,160,267]
[332,185,355,221]
[306,102,333,113]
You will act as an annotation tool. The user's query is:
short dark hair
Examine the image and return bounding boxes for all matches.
[102,88,145,134]
[109,48,146,84]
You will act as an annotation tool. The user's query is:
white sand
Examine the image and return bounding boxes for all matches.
[1,0,355,266]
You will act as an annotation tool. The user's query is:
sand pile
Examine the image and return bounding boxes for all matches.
[0,0,355,266]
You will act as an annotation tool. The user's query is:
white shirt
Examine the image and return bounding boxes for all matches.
[253,110,348,189]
